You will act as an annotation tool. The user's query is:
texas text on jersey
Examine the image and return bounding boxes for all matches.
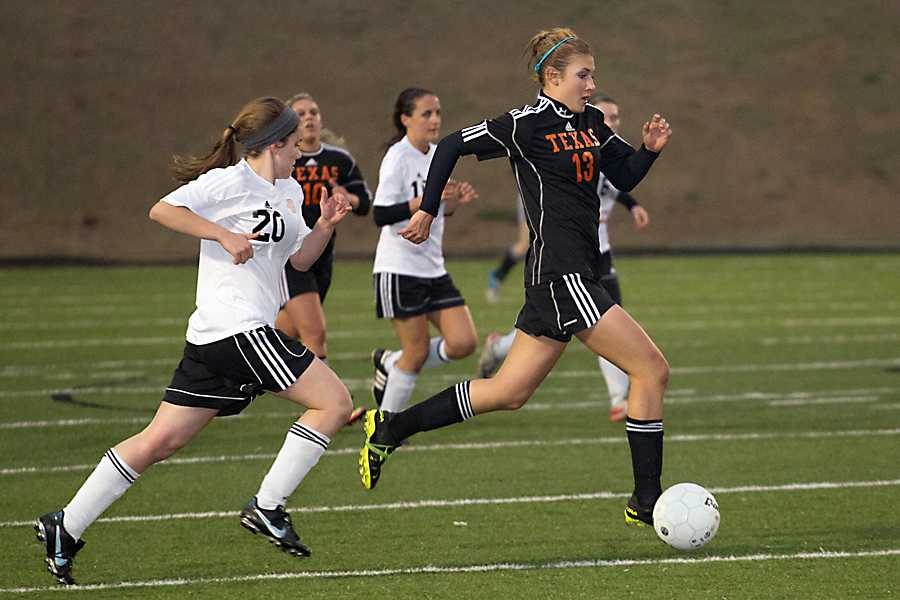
[292,143,371,228]
[430,90,657,287]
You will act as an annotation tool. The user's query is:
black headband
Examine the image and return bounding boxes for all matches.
[239,106,300,151]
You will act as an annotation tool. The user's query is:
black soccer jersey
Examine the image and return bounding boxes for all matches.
[291,143,371,229]
[422,91,658,286]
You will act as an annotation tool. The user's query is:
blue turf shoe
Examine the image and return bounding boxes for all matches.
[35,511,85,586]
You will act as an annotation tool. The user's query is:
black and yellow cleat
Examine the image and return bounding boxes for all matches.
[624,494,655,527]
[358,409,399,490]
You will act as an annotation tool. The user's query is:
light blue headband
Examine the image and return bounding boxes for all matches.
[533,36,577,74]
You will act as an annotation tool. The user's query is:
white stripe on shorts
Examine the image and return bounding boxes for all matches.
[244,330,292,389]
[562,274,594,328]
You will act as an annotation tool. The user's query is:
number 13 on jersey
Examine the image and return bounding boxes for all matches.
[571,151,595,183]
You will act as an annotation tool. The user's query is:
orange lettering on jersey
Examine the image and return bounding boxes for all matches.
[545,133,561,153]
[579,131,595,148]
[587,128,603,147]
[558,134,573,151]
[294,166,308,182]
[568,132,584,150]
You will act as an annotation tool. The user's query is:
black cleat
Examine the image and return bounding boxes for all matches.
[624,494,655,527]
[358,409,400,490]
[34,511,85,586]
[240,497,311,557]
[371,349,389,407]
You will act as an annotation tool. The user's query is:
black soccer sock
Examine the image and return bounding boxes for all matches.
[493,250,520,282]
[625,417,664,507]
[388,381,474,441]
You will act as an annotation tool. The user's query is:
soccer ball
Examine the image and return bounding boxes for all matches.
[652,482,720,551]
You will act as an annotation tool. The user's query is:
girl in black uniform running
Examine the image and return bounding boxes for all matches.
[359,28,673,529]
[276,93,371,363]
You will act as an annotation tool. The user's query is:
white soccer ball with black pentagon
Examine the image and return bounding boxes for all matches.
[652,482,720,551]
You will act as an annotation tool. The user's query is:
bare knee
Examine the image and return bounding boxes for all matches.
[330,385,353,422]
[444,334,477,360]
[632,350,670,395]
[140,430,192,464]
[492,380,533,411]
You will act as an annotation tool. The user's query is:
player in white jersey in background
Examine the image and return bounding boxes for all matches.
[477,93,651,423]
[371,88,479,414]
[34,97,353,585]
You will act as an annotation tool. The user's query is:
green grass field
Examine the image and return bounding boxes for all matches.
[1,254,898,598]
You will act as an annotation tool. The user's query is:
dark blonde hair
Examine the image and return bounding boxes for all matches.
[171,97,292,183]
[525,27,592,86]
[286,92,346,147]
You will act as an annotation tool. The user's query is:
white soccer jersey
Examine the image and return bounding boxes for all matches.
[161,159,311,345]
[596,173,621,254]
[372,137,446,278]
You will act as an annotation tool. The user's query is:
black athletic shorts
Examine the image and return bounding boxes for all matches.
[164,326,315,417]
[515,272,616,342]
[281,237,335,304]
[373,272,466,319]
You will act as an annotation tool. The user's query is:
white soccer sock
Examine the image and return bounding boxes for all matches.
[63,448,138,540]
[422,337,451,369]
[599,356,630,406]
[493,329,516,360]
[256,422,330,510]
[380,367,418,412]
[383,350,401,373]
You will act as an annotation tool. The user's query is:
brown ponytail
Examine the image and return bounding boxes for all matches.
[384,87,434,151]
[525,27,592,86]
[171,97,289,183]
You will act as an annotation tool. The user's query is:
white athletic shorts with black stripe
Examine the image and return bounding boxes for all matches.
[164,326,315,417]
[514,272,616,342]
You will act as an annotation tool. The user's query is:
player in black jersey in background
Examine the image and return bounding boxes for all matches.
[276,93,371,366]
[359,27,672,528]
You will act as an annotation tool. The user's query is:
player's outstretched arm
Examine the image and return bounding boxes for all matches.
[148,201,257,264]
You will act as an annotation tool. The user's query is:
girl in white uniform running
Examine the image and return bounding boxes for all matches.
[370,87,479,415]
[34,96,353,585]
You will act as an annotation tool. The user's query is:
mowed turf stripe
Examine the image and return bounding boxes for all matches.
[3,358,900,400]
[3,428,898,476]
[2,548,898,593]
[2,478,899,529]
[3,315,900,349]
[3,386,892,428]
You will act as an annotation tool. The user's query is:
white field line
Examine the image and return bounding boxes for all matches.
[1,478,898,531]
[871,403,900,410]
[3,328,897,379]
[4,314,900,351]
[0,390,699,430]
[768,396,879,407]
[2,428,897,478]
[0,317,184,332]
[3,358,899,401]
[2,548,899,594]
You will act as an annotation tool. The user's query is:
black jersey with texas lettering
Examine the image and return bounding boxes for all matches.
[291,143,371,229]
[422,91,658,287]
